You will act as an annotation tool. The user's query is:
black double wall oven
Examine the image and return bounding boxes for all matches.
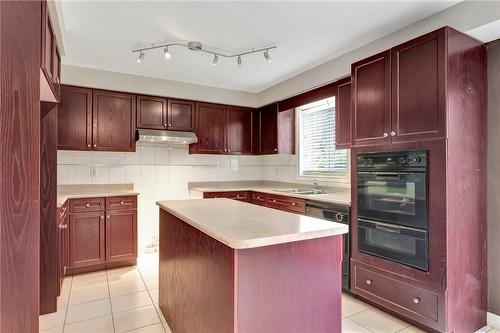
[357,150,429,271]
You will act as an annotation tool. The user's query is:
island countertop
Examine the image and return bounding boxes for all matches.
[156,198,348,249]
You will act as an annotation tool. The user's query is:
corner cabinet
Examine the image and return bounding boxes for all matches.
[351,28,446,147]
[66,195,138,275]
[253,103,295,155]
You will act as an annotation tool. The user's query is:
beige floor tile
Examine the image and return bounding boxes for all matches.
[342,318,373,333]
[476,327,493,333]
[350,308,409,333]
[71,271,108,290]
[109,278,147,297]
[143,276,159,290]
[342,294,371,317]
[39,325,63,333]
[111,290,153,313]
[149,288,159,304]
[107,266,141,282]
[68,284,109,305]
[65,298,112,324]
[488,329,500,333]
[113,304,160,333]
[127,323,167,333]
[39,307,66,330]
[63,314,114,333]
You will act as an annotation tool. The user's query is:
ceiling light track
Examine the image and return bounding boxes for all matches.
[132,41,277,66]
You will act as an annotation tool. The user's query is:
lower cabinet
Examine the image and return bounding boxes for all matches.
[65,195,137,275]
[106,209,137,262]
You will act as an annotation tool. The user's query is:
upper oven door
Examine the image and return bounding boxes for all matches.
[357,171,427,229]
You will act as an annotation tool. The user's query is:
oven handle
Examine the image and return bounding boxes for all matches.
[357,171,425,182]
[358,218,427,239]
[375,223,401,234]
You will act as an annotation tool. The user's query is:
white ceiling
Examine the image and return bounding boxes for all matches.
[60,1,461,93]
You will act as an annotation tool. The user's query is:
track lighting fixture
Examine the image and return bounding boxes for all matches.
[133,41,276,67]
[136,51,145,63]
[264,49,272,63]
[164,47,171,59]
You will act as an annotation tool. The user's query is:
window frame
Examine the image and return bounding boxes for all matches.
[295,98,350,185]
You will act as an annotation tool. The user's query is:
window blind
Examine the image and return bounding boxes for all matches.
[299,100,348,175]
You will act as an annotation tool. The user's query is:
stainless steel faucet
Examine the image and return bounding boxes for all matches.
[312,180,319,190]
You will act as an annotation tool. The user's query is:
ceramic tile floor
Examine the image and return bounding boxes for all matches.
[40,253,494,333]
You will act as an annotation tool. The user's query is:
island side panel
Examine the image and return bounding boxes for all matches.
[159,209,235,333]
[235,236,343,333]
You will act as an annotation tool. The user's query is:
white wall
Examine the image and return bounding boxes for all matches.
[57,145,301,253]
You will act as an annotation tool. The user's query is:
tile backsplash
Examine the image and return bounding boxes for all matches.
[57,143,298,252]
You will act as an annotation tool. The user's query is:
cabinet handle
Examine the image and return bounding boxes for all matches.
[85,203,90,207]
[58,224,68,229]
[383,133,389,138]
[390,131,396,136]
[413,297,421,304]
[366,279,372,285]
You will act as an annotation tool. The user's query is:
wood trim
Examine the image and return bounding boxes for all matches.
[278,81,338,111]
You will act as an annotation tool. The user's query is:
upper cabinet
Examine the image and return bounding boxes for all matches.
[190,102,227,154]
[352,50,392,146]
[40,0,61,102]
[335,78,352,149]
[226,106,253,154]
[92,90,136,152]
[253,103,295,155]
[136,96,194,131]
[58,86,93,151]
[58,86,136,152]
[351,28,447,147]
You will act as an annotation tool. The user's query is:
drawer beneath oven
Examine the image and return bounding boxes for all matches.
[352,260,444,330]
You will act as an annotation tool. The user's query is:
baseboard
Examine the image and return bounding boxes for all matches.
[488,312,500,329]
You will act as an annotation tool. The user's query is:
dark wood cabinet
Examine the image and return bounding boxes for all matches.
[266,194,305,214]
[352,50,392,146]
[391,29,446,142]
[203,191,249,202]
[253,103,295,155]
[226,106,252,154]
[137,95,167,130]
[336,78,352,149]
[258,103,279,154]
[106,209,137,262]
[69,211,106,268]
[168,99,195,131]
[92,90,136,152]
[191,102,227,154]
[58,86,93,150]
[40,1,60,102]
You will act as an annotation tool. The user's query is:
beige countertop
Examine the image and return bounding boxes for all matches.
[188,181,351,206]
[157,198,348,249]
[57,184,139,207]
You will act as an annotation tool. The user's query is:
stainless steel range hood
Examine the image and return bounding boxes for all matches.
[136,129,198,144]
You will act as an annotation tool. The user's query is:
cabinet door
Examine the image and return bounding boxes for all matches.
[277,108,295,154]
[192,102,226,153]
[106,209,137,262]
[93,90,136,152]
[226,106,252,154]
[168,99,195,131]
[41,1,53,83]
[69,212,105,268]
[137,95,167,130]
[58,86,93,150]
[259,103,278,154]
[391,29,445,142]
[336,79,352,149]
[352,50,391,146]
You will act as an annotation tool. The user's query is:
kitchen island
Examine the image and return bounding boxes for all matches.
[156,198,348,333]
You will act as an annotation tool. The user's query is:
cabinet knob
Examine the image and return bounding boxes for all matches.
[87,144,91,148]
[120,201,124,205]
[413,297,421,304]
[383,133,389,138]
[292,202,296,206]
[164,123,167,127]
[274,148,277,152]
[390,131,396,136]
[85,203,90,207]
[168,123,172,127]
[228,149,231,153]
[107,214,110,219]
[100,216,104,219]
[93,144,97,148]
[366,279,372,285]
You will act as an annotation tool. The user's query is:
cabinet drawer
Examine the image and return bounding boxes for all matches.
[69,197,105,213]
[353,263,439,321]
[225,191,249,201]
[266,194,305,214]
[203,192,227,199]
[106,196,137,210]
[251,192,268,206]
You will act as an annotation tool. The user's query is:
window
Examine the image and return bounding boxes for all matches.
[298,97,349,178]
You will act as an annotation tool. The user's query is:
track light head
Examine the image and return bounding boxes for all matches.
[212,54,218,66]
[137,51,145,63]
[237,55,242,67]
[164,47,171,59]
[264,49,272,63]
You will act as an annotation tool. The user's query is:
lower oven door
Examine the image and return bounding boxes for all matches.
[358,218,428,271]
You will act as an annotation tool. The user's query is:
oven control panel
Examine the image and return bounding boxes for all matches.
[357,150,427,170]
